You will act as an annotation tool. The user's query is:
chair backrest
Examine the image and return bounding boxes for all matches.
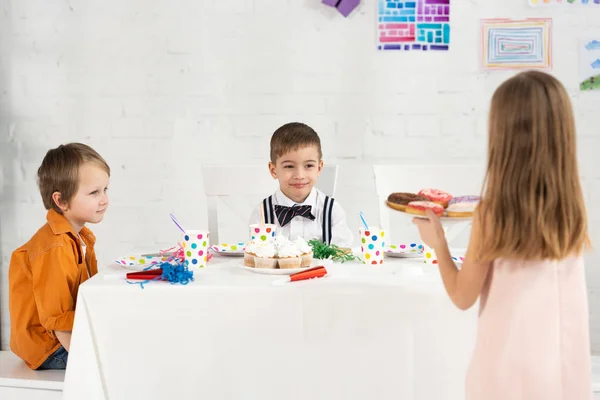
[202,164,338,244]
[373,164,485,246]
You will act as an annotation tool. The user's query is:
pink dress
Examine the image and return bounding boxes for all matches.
[466,255,592,400]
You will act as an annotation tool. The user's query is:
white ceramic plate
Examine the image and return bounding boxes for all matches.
[240,259,332,275]
[451,248,466,265]
[385,243,424,258]
[115,254,171,268]
[209,242,246,256]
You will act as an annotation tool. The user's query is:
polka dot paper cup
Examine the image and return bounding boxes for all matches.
[423,227,447,265]
[422,244,438,264]
[359,227,386,265]
[249,224,276,242]
[182,230,209,268]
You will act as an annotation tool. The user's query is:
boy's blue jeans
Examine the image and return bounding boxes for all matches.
[37,346,68,370]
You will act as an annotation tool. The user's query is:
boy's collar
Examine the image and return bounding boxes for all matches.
[275,188,317,208]
[46,209,96,244]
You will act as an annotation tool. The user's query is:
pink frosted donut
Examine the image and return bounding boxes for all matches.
[418,188,453,207]
[405,201,445,216]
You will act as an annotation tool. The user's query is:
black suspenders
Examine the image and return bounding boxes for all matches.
[262,195,334,244]
[262,195,275,224]
[321,196,334,245]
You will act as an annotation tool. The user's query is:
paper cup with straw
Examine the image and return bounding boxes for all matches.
[182,230,210,268]
[249,224,276,242]
[170,214,210,268]
[358,211,386,265]
[249,206,276,242]
[359,227,386,265]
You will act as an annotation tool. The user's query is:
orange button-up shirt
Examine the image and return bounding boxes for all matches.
[9,209,98,369]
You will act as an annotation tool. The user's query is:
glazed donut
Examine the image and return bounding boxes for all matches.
[446,195,480,217]
[386,192,428,211]
[418,188,453,208]
[405,201,445,216]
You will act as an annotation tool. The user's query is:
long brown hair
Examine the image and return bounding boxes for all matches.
[479,70,589,261]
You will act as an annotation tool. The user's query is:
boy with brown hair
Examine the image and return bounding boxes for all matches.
[249,122,353,246]
[9,143,110,369]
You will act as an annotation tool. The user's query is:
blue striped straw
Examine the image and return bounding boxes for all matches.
[359,211,369,230]
[169,213,186,234]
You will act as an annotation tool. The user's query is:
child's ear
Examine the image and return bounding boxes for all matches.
[268,162,278,179]
[318,159,324,174]
[52,191,69,212]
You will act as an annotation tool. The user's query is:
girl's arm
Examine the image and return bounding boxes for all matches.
[413,209,491,310]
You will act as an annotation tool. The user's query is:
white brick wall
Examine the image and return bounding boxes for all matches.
[1,0,599,353]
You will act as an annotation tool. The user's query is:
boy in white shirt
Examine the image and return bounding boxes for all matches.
[249,122,353,247]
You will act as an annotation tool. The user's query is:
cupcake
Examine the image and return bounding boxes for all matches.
[244,240,257,267]
[272,234,292,249]
[276,243,302,269]
[253,242,278,269]
[294,237,313,267]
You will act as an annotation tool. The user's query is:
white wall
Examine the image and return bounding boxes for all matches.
[1,0,599,352]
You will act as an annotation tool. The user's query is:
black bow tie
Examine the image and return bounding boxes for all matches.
[274,204,315,227]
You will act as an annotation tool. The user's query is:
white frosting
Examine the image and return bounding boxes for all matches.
[245,240,258,254]
[272,234,292,249]
[294,237,312,254]
[253,242,277,258]
[277,244,302,258]
[447,202,476,212]
[260,234,312,257]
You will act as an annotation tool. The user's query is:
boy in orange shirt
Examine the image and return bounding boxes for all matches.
[9,143,110,369]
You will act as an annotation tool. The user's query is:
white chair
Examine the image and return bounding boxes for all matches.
[202,164,338,244]
[593,356,600,395]
[0,351,63,400]
[373,165,485,247]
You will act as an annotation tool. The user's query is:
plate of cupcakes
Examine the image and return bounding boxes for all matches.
[241,236,332,275]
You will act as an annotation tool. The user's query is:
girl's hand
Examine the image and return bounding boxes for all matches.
[412,209,447,250]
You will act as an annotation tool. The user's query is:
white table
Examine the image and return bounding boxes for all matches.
[62,255,477,400]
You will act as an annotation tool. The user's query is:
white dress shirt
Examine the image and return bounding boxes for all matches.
[249,188,354,247]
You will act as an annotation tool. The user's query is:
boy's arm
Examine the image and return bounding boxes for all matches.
[55,331,72,351]
[330,202,354,248]
[31,245,78,339]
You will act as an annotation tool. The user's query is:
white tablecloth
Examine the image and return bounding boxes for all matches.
[62,256,477,400]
